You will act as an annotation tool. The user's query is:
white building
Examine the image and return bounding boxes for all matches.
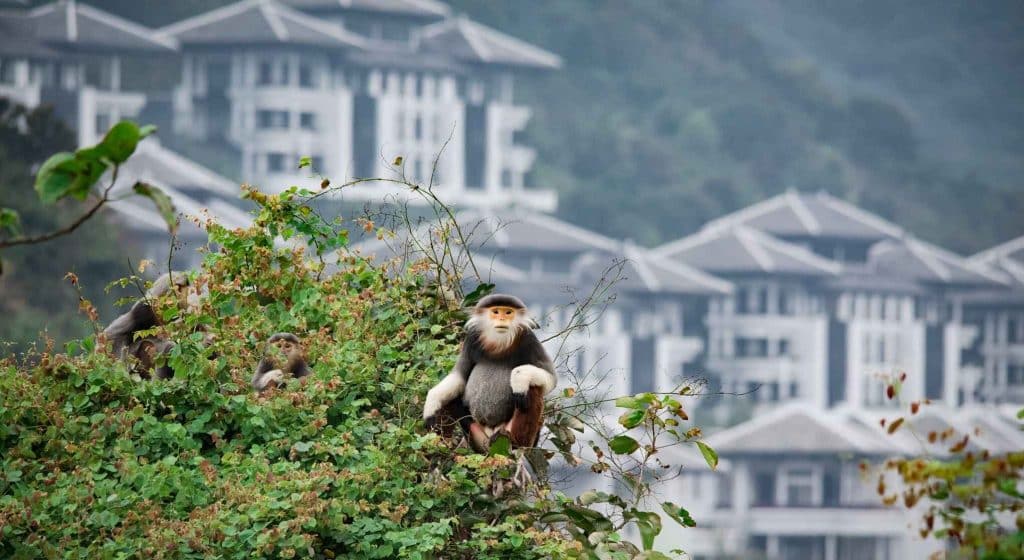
[0,0,176,146]
[155,0,561,210]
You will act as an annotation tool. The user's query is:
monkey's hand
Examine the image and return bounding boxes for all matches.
[257,369,285,391]
[509,365,556,410]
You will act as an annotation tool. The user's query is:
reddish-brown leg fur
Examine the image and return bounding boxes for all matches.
[505,385,546,448]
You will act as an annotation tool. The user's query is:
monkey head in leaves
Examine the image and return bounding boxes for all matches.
[423,294,556,452]
[252,332,312,392]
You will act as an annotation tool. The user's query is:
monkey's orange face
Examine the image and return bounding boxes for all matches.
[487,306,519,332]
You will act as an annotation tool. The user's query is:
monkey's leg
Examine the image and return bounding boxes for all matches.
[468,422,493,453]
[428,400,471,440]
[505,385,545,448]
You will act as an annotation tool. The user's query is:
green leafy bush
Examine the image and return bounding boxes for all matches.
[0,167,706,558]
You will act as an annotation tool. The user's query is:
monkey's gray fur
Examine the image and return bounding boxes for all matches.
[423,294,556,448]
[103,272,191,379]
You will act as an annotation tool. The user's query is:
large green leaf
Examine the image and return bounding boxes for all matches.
[696,440,718,470]
[132,182,178,234]
[98,121,141,164]
[34,152,77,203]
[488,433,511,456]
[608,435,639,454]
[618,409,645,429]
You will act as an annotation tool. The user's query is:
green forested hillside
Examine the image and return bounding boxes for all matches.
[89,0,1024,253]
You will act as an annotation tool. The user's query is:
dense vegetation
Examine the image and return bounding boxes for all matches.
[0,135,709,557]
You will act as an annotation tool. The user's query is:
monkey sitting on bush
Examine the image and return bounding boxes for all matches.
[252,333,312,392]
[102,272,202,380]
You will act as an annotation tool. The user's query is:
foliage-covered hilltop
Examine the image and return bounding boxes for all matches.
[0,144,706,557]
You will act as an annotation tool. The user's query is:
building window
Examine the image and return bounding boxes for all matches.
[266,152,286,173]
[779,339,791,356]
[753,470,776,506]
[395,110,405,140]
[95,113,111,136]
[298,62,317,88]
[311,156,324,171]
[257,110,289,129]
[780,465,818,506]
[414,115,423,140]
[1009,365,1024,386]
[299,112,317,130]
[0,58,15,84]
[736,337,768,358]
[258,61,274,85]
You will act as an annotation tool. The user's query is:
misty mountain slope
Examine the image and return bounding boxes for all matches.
[447,0,1024,253]
[723,0,1024,190]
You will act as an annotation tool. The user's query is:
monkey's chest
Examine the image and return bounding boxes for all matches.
[463,361,515,427]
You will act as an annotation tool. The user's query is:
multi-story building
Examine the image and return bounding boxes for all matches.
[0,0,176,146]
[654,190,1008,411]
[156,0,560,210]
[963,235,1024,403]
[660,402,1024,559]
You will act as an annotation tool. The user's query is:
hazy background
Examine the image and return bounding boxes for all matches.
[73,0,1024,252]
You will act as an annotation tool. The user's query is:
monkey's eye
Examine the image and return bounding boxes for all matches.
[505,310,514,316]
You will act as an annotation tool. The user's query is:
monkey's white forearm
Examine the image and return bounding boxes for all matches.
[423,370,466,419]
[510,365,556,395]
[254,369,284,391]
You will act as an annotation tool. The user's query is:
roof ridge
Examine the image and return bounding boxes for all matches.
[623,245,660,291]
[815,192,903,238]
[274,1,366,46]
[157,0,260,37]
[735,227,776,271]
[968,233,1024,264]
[744,226,841,274]
[523,212,619,252]
[75,2,177,49]
[786,189,821,235]
[260,1,289,41]
[701,192,791,232]
[646,249,734,294]
[461,16,561,68]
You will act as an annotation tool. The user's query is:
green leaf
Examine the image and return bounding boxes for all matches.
[696,440,718,470]
[488,433,511,456]
[608,435,639,455]
[0,208,20,235]
[614,396,645,410]
[462,282,495,308]
[661,502,696,527]
[1017,407,1023,420]
[97,121,141,164]
[631,511,661,550]
[618,409,645,429]
[133,182,177,234]
[34,152,76,203]
[298,156,313,169]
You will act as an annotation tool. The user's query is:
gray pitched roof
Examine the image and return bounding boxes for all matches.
[417,16,561,69]
[0,14,59,58]
[704,190,904,242]
[868,238,1007,288]
[460,208,620,254]
[653,224,841,277]
[707,404,898,455]
[969,234,1024,287]
[281,0,449,18]
[158,0,365,48]
[571,245,732,296]
[25,1,176,52]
